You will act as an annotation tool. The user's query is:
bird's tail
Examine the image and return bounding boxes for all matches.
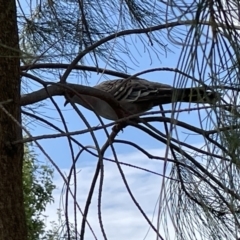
[174,87,221,104]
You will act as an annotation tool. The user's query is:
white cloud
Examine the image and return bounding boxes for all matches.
[44,147,176,240]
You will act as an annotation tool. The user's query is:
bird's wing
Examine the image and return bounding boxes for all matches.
[94,78,173,102]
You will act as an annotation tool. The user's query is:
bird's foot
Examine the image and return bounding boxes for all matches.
[112,121,128,133]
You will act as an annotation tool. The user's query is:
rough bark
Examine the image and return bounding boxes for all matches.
[0,0,27,239]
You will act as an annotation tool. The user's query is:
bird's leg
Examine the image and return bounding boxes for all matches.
[112,117,139,133]
[112,121,128,133]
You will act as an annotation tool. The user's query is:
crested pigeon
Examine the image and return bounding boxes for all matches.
[64,78,220,120]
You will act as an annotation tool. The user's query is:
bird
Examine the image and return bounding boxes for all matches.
[64,78,221,120]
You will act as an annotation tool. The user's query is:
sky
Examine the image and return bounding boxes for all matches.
[18,0,240,239]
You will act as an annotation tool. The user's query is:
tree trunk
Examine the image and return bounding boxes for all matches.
[0,0,27,239]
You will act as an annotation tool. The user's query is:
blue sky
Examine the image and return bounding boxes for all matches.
[18,0,240,239]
